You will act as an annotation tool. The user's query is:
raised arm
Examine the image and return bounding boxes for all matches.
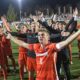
[56,29,80,50]
[1,16,12,32]
[31,15,60,34]
[65,17,74,31]
[38,20,60,34]
[67,21,77,34]
[65,8,78,32]
[7,33,30,49]
[10,32,27,38]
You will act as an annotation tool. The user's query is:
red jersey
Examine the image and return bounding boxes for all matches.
[29,43,58,80]
[19,46,27,53]
[18,38,27,64]
[0,36,5,65]
[18,46,27,63]
[18,38,27,53]
[2,35,11,47]
[2,35,12,56]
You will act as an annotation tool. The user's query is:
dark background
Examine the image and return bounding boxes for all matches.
[0,0,80,15]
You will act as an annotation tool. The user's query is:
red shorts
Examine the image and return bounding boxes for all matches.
[18,52,27,66]
[0,52,5,65]
[36,71,56,80]
[3,47,12,56]
[27,57,36,71]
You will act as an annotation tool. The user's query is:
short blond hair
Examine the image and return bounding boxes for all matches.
[38,28,50,35]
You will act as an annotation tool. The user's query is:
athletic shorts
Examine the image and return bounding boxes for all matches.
[18,52,27,66]
[27,57,36,71]
[0,52,5,65]
[3,47,12,56]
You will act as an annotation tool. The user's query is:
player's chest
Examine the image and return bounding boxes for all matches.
[35,47,52,65]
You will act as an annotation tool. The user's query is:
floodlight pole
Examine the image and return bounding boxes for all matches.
[20,9,21,21]
[18,0,22,21]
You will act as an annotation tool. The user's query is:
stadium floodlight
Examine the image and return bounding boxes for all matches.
[18,0,21,8]
[18,0,22,20]
[18,0,21,3]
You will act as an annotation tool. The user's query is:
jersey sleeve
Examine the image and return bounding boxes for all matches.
[28,44,34,51]
[2,35,6,43]
[49,43,59,52]
[33,43,40,53]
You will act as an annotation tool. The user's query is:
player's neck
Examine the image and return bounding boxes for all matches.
[40,42,49,48]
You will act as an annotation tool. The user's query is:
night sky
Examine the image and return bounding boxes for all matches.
[0,0,80,15]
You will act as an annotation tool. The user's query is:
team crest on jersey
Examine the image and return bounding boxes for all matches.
[36,52,48,64]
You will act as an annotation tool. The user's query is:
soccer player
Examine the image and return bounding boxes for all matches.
[17,23,28,80]
[2,35,16,72]
[1,16,36,80]
[1,16,16,72]
[36,9,77,80]
[0,25,7,80]
[6,27,80,80]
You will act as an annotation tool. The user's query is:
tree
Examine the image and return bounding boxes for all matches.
[7,4,17,22]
